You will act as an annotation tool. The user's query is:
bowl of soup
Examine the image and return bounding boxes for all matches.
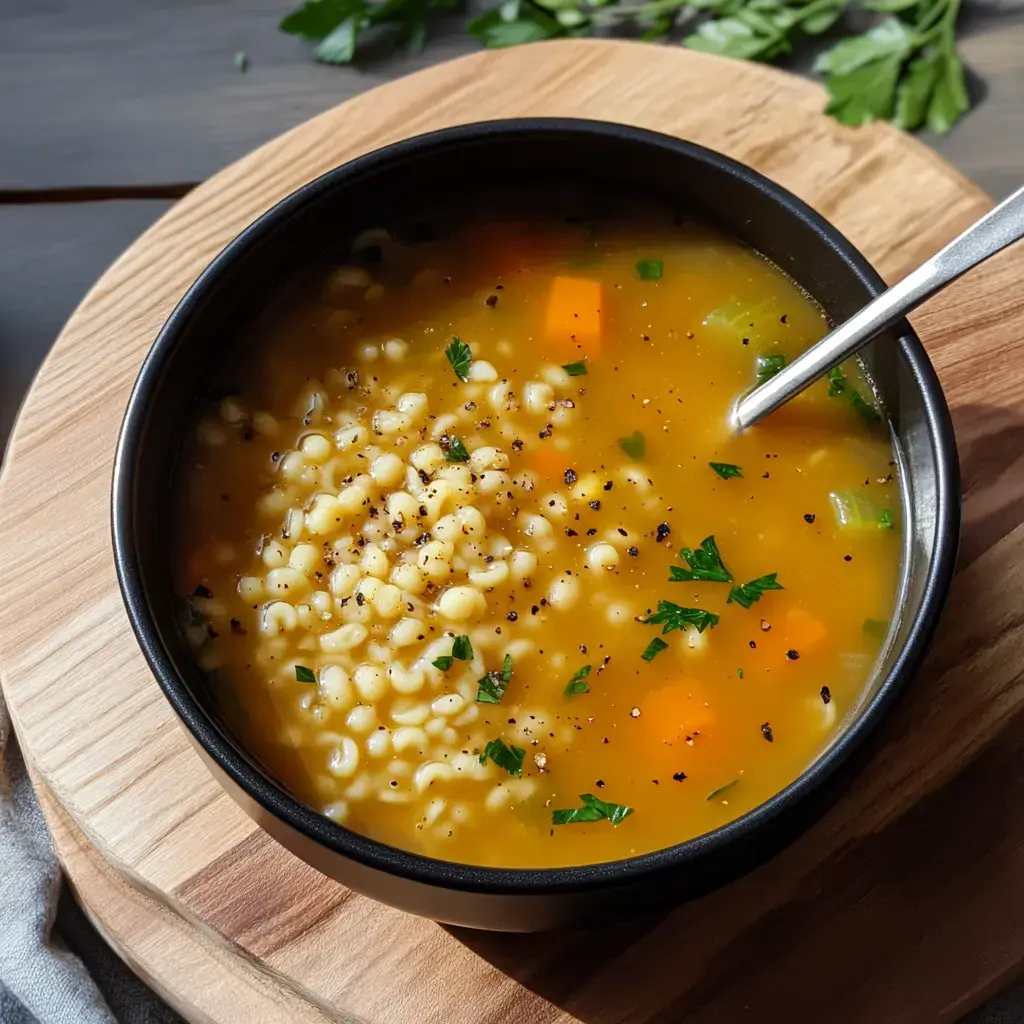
[113,119,959,931]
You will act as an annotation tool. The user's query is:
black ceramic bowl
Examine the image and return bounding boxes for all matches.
[113,119,959,932]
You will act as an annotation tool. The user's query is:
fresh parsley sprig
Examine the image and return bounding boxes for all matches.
[280,0,971,134]
[669,535,733,583]
[479,738,525,776]
[476,653,514,703]
[728,572,784,608]
[552,793,633,826]
[642,600,719,634]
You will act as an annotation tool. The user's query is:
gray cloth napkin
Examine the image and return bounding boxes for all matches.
[0,691,180,1024]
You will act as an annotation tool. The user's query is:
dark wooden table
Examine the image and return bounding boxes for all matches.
[1,2,1022,1019]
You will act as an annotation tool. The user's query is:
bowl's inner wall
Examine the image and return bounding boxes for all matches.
[128,124,941,872]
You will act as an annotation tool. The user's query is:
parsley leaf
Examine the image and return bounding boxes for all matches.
[669,535,733,583]
[756,354,786,386]
[727,573,784,609]
[618,431,645,460]
[642,600,719,635]
[552,793,633,826]
[479,738,525,776]
[452,634,474,661]
[636,259,663,281]
[444,437,470,463]
[879,509,894,529]
[562,360,588,376]
[564,664,591,696]
[641,636,668,662]
[825,364,882,424]
[295,665,316,683]
[434,635,473,670]
[710,462,743,480]
[283,0,972,135]
[445,337,473,382]
[476,654,513,704]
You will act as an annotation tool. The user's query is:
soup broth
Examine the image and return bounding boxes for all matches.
[177,210,901,868]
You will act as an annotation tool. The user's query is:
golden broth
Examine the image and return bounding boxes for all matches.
[177,213,901,868]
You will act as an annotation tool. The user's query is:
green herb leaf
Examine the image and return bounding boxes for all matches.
[927,51,970,136]
[707,779,739,801]
[814,17,913,75]
[756,353,786,386]
[727,573,784,609]
[618,431,645,460]
[642,600,719,635]
[879,508,894,529]
[468,2,562,47]
[479,738,526,776]
[445,336,473,382]
[636,259,664,280]
[562,360,588,376]
[564,664,592,696]
[315,17,361,62]
[477,655,513,704]
[710,462,743,480]
[280,0,357,39]
[826,364,847,397]
[295,665,316,683]
[234,51,249,72]
[641,636,669,662]
[893,51,943,131]
[684,16,787,60]
[737,667,744,679]
[444,437,470,463]
[432,656,454,670]
[552,792,633,826]
[670,535,733,583]
[824,54,907,127]
[452,634,474,661]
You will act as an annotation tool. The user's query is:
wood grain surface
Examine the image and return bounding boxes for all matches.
[1,0,1023,198]
[2,41,1023,1024]
[31,778,333,1024]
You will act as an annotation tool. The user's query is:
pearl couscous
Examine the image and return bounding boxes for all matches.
[177,213,900,868]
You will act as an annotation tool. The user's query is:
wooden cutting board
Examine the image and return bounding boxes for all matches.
[2,39,1023,1024]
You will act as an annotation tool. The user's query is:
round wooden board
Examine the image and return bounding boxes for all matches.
[29,773,331,1024]
[3,39,1024,1024]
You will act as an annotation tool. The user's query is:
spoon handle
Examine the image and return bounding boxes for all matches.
[733,185,1024,430]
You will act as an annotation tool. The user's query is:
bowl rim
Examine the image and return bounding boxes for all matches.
[112,117,960,896]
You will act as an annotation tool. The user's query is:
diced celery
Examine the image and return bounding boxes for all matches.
[828,491,896,531]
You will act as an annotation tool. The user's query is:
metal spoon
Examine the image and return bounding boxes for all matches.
[732,185,1024,431]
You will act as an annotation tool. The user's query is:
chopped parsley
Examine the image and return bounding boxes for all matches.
[444,437,470,463]
[756,353,786,386]
[476,654,513,704]
[710,462,743,480]
[618,430,645,460]
[879,508,894,529]
[562,360,588,376]
[826,363,882,424]
[669,535,733,583]
[727,573,783,609]
[707,779,739,801]
[564,664,592,696]
[642,600,719,635]
[737,667,744,679]
[294,665,316,683]
[641,636,668,662]
[433,634,473,670]
[552,793,633,826]
[479,738,525,776]
[636,259,663,281]
[445,337,472,382]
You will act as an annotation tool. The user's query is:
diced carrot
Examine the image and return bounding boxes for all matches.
[545,276,603,356]
[531,445,569,483]
[785,608,828,653]
[640,681,716,748]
